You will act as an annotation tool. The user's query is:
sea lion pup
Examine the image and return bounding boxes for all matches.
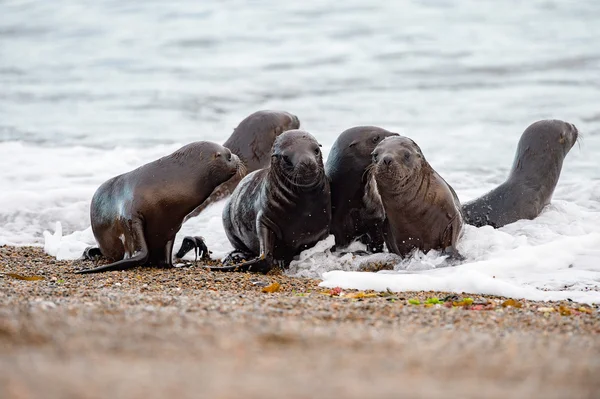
[325,126,399,253]
[210,129,331,273]
[462,120,579,228]
[175,110,300,259]
[75,142,244,274]
[366,136,464,258]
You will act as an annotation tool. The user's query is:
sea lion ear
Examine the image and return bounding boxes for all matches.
[318,143,322,147]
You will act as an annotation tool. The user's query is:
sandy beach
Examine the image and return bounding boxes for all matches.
[1,245,599,399]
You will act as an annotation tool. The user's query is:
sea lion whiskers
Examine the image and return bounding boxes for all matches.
[236,160,247,178]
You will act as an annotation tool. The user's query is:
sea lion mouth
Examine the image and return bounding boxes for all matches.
[288,166,324,188]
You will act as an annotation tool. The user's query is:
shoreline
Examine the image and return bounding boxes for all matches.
[1,246,599,398]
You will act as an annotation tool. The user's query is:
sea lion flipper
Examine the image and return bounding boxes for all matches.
[75,219,149,274]
[79,246,102,261]
[209,221,276,274]
[174,236,209,261]
[442,246,465,265]
[207,255,273,274]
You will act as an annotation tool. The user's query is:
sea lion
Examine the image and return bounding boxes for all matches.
[210,129,331,273]
[75,141,244,274]
[462,119,579,228]
[175,110,300,259]
[183,110,300,222]
[366,136,463,258]
[325,126,399,253]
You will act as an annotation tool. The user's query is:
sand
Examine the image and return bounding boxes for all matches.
[1,245,599,399]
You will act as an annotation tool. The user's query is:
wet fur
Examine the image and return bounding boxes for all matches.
[326,126,399,252]
[366,136,464,257]
[76,142,242,274]
[462,120,579,228]
[216,130,331,272]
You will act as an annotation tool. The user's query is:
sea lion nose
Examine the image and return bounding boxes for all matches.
[297,154,316,168]
[382,155,393,166]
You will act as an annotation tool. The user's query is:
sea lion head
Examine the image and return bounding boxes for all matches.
[512,119,579,176]
[370,136,426,187]
[271,129,325,188]
[232,110,300,142]
[519,119,579,157]
[199,142,245,184]
[326,126,400,175]
[224,110,301,168]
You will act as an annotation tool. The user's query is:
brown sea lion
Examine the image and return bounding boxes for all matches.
[325,126,399,253]
[75,141,244,274]
[366,136,464,258]
[210,129,331,273]
[462,120,579,228]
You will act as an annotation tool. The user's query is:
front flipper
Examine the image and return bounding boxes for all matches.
[175,236,210,261]
[75,219,149,274]
[209,216,277,274]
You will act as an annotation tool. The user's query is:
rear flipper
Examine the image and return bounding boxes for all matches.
[80,246,103,261]
[210,218,279,274]
[442,246,466,266]
[174,236,210,261]
[75,219,149,274]
[222,249,255,265]
[207,254,276,274]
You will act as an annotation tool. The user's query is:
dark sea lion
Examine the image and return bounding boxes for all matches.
[183,110,300,222]
[325,126,399,253]
[75,142,244,274]
[175,110,300,259]
[366,136,464,258]
[462,120,579,228]
[210,129,331,273]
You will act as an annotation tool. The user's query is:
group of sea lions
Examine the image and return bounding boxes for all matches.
[75,111,579,274]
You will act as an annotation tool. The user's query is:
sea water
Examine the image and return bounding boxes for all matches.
[2,0,599,303]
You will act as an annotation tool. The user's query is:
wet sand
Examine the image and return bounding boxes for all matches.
[1,246,599,399]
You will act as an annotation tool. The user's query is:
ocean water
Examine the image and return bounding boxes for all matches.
[2,1,600,303]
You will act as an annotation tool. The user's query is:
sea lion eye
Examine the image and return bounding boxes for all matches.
[227,153,232,162]
[372,136,380,144]
[404,152,411,162]
[372,152,379,162]
[282,155,292,165]
[314,147,320,155]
